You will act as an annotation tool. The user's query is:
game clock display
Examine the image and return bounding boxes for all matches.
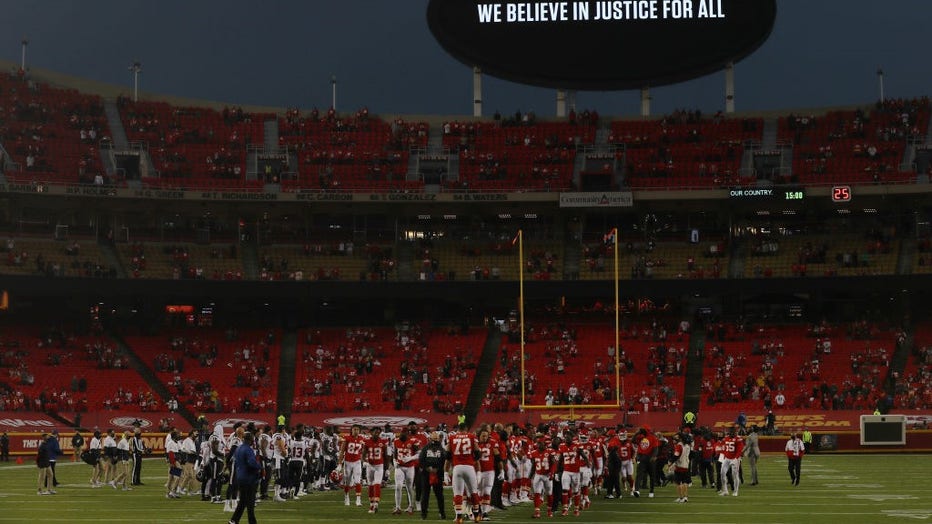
[832,186,852,203]
[728,187,805,202]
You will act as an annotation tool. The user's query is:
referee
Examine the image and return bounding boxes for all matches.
[132,427,147,485]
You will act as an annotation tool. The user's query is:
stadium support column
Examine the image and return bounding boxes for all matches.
[725,61,736,114]
[640,87,651,117]
[568,90,577,113]
[556,90,567,118]
[473,66,483,117]
[331,75,337,112]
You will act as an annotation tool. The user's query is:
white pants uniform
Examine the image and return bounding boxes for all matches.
[720,457,741,494]
[452,464,479,498]
[579,466,593,488]
[478,470,495,501]
[561,471,581,495]
[366,463,384,487]
[394,465,415,509]
[532,473,553,497]
[343,460,362,486]
[621,460,634,478]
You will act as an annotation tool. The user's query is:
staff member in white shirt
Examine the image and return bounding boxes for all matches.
[785,433,804,486]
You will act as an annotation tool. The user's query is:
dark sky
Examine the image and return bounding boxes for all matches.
[1,1,928,117]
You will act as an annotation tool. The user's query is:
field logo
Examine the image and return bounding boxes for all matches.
[0,418,55,429]
[324,416,427,428]
[110,417,153,429]
[212,418,270,429]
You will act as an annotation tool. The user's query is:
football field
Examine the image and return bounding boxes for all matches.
[0,453,928,523]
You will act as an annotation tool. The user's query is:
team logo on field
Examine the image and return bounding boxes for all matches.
[212,418,270,429]
[110,417,152,429]
[324,416,427,428]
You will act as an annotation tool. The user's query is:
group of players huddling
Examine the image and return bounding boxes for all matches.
[128,418,750,522]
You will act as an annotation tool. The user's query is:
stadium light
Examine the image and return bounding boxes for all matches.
[877,69,885,104]
[331,75,337,111]
[20,37,28,71]
[129,61,142,102]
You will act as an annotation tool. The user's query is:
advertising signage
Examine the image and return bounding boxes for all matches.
[427,0,777,90]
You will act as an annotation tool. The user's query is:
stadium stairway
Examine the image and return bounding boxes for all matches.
[681,328,705,416]
[881,325,914,412]
[105,331,198,428]
[898,238,916,274]
[728,237,747,278]
[263,118,279,150]
[463,326,502,426]
[240,239,259,280]
[99,239,128,278]
[276,329,298,421]
[103,98,130,150]
[761,117,779,150]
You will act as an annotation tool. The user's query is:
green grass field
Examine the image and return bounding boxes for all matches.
[0,454,929,523]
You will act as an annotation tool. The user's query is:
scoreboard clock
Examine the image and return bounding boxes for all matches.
[832,186,852,203]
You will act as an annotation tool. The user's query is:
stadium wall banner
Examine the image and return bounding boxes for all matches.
[558,192,634,208]
[427,0,777,90]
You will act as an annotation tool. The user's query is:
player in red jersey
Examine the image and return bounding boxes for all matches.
[557,431,586,516]
[363,426,388,513]
[588,427,606,495]
[392,427,420,515]
[617,432,636,495]
[339,424,365,506]
[718,426,744,497]
[506,425,531,504]
[576,432,595,509]
[448,423,481,524]
[475,427,499,521]
[633,427,659,498]
[528,439,557,518]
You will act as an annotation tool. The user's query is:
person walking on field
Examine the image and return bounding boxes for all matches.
[744,426,761,486]
[785,433,804,486]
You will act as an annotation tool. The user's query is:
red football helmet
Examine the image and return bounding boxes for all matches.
[329,469,344,485]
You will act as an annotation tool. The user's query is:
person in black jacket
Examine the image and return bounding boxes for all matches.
[71,431,85,463]
[36,433,53,495]
[131,427,147,485]
[417,432,448,520]
[230,432,261,524]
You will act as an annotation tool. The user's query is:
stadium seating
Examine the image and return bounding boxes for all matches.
[0,73,110,185]
[0,237,115,278]
[119,99,271,187]
[124,328,280,414]
[484,320,687,413]
[702,322,897,412]
[115,242,243,280]
[293,326,483,414]
[0,328,155,412]
[611,111,761,189]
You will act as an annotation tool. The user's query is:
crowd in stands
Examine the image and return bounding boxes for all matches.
[701,320,903,413]
[152,329,277,414]
[484,318,686,414]
[294,325,478,414]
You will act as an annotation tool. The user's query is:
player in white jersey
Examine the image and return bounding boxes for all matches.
[102,429,117,484]
[257,425,273,500]
[289,429,310,499]
[177,429,198,496]
[224,424,245,512]
[88,430,103,487]
[204,424,226,503]
[165,430,182,499]
[305,428,322,491]
[271,426,289,501]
